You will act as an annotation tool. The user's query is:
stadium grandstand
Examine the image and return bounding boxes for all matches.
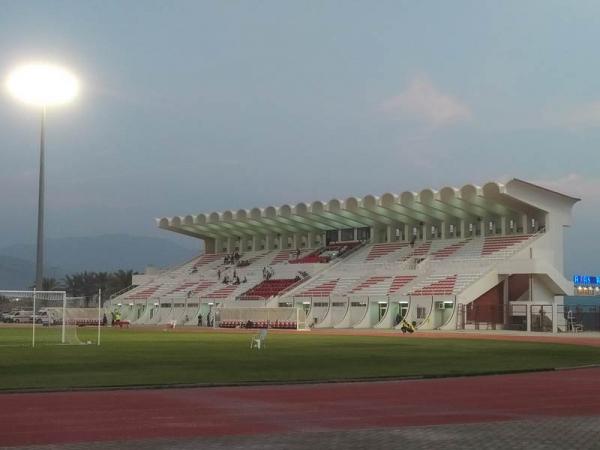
[109,178,578,333]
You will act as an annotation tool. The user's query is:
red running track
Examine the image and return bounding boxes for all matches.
[1,368,600,447]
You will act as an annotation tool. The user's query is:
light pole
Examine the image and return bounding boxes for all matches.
[6,63,79,290]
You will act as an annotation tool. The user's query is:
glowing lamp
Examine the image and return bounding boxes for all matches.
[6,63,79,107]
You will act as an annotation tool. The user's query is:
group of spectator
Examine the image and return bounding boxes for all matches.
[262,266,275,280]
[292,271,310,283]
[223,252,241,265]
[197,312,212,327]
[218,267,247,285]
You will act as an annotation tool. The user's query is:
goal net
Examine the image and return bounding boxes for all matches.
[0,290,101,347]
[215,307,309,330]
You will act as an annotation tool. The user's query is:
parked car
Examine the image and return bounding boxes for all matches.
[10,310,34,324]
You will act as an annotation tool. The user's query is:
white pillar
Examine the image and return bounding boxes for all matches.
[386,225,392,243]
[440,221,446,239]
[353,228,358,241]
[280,233,289,249]
[215,238,223,254]
[522,213,528,234]
[552,296,558,334]
[265,234,274,250]
[307,231,315,249]
[460,220,466,239]
[500,216,507,235]
[422,223,429,240]
[404,224,410,242]
[227,237,235,253]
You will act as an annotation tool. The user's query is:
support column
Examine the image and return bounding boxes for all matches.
[459,220,466,239]
[280,233,289,250]
[500,216,507,235]
[239,236,247,253]
[353,228,358,241]
[552,296,558,334]
[404,224,410,242]
[265,234,274,250]
[440,221,447,239]
[215,238,223,254]
[422,223,429,240]
[292,233,300,249]
[307,231,315,249]
[522,213,528,234]
[205,238,216,254]
[226,237,234,253]
[386,225,392,243]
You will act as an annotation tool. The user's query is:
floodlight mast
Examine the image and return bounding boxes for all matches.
[36,108,46,291]
[5,63,79,290]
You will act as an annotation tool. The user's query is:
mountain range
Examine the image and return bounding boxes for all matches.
[0,234,199,290]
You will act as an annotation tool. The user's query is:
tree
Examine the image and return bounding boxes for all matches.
[62,270,135,304]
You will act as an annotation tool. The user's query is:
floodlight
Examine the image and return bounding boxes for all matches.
[6,63,79,107]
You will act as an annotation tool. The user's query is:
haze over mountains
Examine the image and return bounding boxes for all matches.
[0,234,199,289]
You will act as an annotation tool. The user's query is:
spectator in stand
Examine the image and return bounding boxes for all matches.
[102,313,108,326]
[233,269,237,279]
[410,235,416,248]
[243,276,247,283]
[197,314,202,327]
[217,269,221,280]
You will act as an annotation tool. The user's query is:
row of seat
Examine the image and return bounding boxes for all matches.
[240,279,298,300]
[481,235,532,256]
[410,275,457,296]
[219,320,297,329]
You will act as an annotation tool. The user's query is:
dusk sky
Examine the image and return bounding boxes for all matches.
[1,0,599,274]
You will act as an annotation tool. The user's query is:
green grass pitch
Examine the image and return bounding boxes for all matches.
[0,327,599,391]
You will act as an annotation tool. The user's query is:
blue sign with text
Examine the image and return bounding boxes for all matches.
[573,275,600,285]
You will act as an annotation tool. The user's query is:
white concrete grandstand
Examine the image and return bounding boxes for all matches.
[110,178,578,332]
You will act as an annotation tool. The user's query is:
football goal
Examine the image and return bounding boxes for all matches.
[214,307,309,330]
[0,290,102,347]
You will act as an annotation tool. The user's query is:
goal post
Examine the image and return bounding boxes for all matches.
[214,307,309,330]
[0,290,102,347]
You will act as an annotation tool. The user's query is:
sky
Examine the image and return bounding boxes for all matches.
[0,0,599,275]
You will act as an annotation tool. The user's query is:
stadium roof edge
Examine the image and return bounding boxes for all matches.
[508,178,581,203]
[156,178,578,242]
